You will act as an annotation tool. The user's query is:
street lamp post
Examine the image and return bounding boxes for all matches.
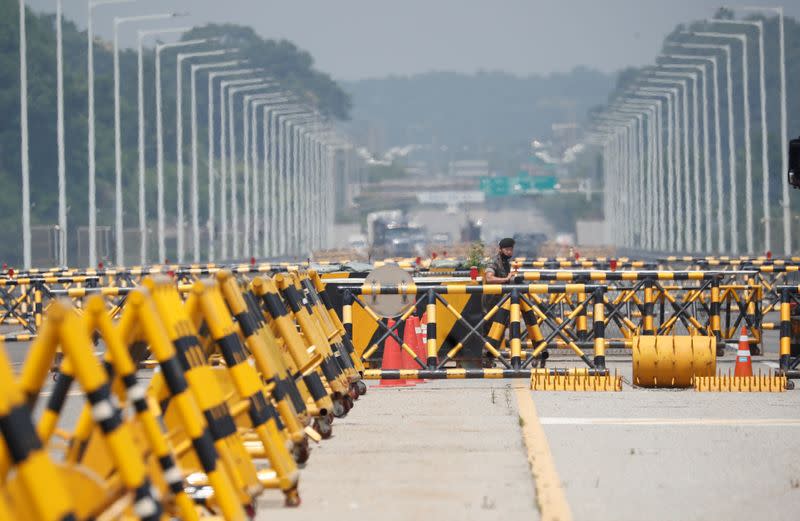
[248,94,289,257]
[88,0,134,268]
[207,69,256,261]
[619,103,657,250]
[113,13,181,267]
[55,0,66,266]
[709,19,771,252]
[663,48,725,252]
[693,31,753,253]
[625,98,663,250]
[219,77,262,259]
[674,39,737,253]
[726,5,789,252]
[655,69,701,253]
[638,86,678,251]
[137,26,190,265]
[20,0,31,269]
[643,76,689,252]
[226,82,273,258]
[189,61,240,263]
[661,61,712,253]
[175,48,231,263]
[271,107,309,256]
[630,94,666,250]
[155,38,208,263]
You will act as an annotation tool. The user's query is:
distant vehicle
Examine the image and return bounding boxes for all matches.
[460,219,482,243]
[348,234,368,256]
[430,233,451,247]
[512,232,548,258]
[370,217,427,258]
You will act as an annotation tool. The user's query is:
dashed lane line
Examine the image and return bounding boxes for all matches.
[515,388,573,521]
[539,417,800,427]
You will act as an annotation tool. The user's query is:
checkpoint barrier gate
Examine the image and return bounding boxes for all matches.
[340,282,621,387]
[335,271,763,363]
[335,273,768,388]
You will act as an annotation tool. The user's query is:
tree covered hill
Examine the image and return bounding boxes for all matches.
[0,0,350,264]
[343,67,615,149]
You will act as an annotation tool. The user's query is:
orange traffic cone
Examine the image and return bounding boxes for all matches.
[734,326,753,377]
[378,319,411,388]
[401,319,422,385]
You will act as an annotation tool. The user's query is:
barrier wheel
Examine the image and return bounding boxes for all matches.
[786,380,795,391]
[284,487,301,507]
[332,398,346,418]
[245,503,257,520]
[356,380,368,396]
[342,395,354,412]
[293,439,310,464]
[314,416,333,439]
[348,383,360,400]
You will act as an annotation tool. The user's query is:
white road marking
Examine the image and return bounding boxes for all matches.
[539,417,800,427]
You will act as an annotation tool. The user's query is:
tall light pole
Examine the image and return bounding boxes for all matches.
[226,81,272,258]
[630,94,666,250]
[19,0,31,268]
[693,31,753,253]
[730,5,790,253]
[155,38,208,263]
[56,0,66,266]
[247,94,288,257]
[189,60,240,263]
[113,13,180,267]
[655,69,701,252]
[708,19,771,252]
[639,86,678,251]
[218,77,262,259]
[261,102,299,256]
[618,104,655,250]
[137,26,190,265]
[207,69,255,261]
[175,48,231,263]
[677,38,738,253]
[663,48,725,252]
[626,97,663,250]
[88,0,134,268]
[643,76,689,252]
[661,61,712,253]
[271,107,309,256]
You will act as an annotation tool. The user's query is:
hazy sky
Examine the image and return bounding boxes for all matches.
[27,0,800,80]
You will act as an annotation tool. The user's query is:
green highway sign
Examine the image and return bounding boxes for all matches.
[480,174,558,197]
[480,176,511,197]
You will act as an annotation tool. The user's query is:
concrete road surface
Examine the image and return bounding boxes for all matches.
[258,380,539,520]
[257,356,800,521]
[6,334,799,521]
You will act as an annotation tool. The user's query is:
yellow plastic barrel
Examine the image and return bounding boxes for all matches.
[632,335,716,388]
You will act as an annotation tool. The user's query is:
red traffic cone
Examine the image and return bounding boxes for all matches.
[734,326,753,377]
[378,319,411,388]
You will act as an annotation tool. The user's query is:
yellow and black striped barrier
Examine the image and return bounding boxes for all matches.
[0,268,369,518]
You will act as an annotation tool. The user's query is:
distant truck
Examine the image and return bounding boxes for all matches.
[368,214,427,259]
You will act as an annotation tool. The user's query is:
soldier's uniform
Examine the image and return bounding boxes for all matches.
[482,252,511,313]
